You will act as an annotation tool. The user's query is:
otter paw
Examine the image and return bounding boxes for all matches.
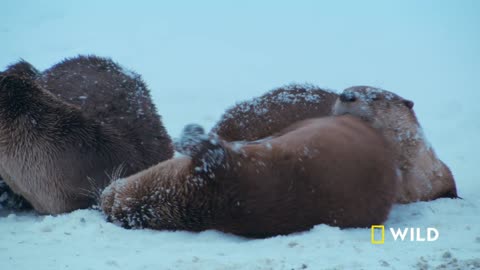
[100,178,156,229]
[0,180,32,210]
[99,180,120,218]
[174,123,206,156]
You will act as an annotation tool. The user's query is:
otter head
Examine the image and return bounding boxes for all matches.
[332,86,416,131]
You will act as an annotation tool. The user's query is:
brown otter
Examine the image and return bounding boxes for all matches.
[211,84,338,142]
[101,115,398,238]
[332,86,457,203]
[0,55,173,214]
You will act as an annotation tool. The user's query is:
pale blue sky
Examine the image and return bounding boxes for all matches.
[1,0,479,136]
[2,0,478,92]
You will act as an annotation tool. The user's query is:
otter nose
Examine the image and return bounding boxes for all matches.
[339,93,356,102]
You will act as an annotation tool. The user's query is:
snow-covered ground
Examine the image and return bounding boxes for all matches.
[1,1,479,269]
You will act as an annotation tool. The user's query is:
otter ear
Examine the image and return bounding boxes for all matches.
[5,60,40,79]
[0,75,40,118]
[403,99,414,109]
[0,74,30,97]
[191,135,227,177]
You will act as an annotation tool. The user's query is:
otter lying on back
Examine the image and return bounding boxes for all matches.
[0,55,173,214]
[332,86,457,203]
[101,115,398,238]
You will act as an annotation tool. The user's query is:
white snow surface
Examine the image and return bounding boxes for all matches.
[1,1,479,269]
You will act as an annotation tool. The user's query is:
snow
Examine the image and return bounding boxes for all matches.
[344,87,397,102]
[1,1,479,269]
[2,200,479,270]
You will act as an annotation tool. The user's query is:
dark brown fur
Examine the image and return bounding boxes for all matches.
[332,86,457,203]
[101,115,398,238]
[38,56,172,164]
[211,84,338,142]
[0,55,173,214]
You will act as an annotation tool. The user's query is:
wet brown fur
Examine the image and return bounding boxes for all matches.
[332,86,457,203]
[101,115,398,238]
[0,55,173,214]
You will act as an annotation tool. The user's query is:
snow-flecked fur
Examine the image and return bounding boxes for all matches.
[211,84,338,142]
[0,55,173,214]
[39,55,173,164]
[102,115,398,238]
[332,86,457,203]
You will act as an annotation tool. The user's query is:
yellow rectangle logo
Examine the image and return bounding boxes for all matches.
[371,225,385,244]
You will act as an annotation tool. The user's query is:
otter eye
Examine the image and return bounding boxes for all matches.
[339,93,356,102]
[403,100,414,109]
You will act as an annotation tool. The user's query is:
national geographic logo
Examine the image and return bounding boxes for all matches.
[371,225,439,244]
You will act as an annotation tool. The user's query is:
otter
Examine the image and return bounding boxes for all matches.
[0,55,173,214]
[101,115,398,238]
[332,86,457,203]
[210,84,338,142]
